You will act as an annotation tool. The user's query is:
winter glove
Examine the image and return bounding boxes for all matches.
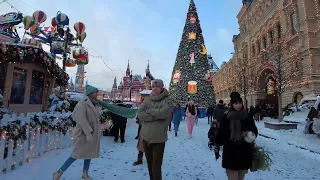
[86,134,93,142]
[214,146,221,160]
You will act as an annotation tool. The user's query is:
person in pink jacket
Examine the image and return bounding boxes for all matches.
[186,101,197,138]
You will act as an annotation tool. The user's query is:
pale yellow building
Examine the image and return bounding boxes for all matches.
[212,56,237,104]
[213,0,320,107]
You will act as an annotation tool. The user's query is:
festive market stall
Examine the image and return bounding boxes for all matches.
[0,9,88,113]
[0,42,69,113]
[140,89,152,104]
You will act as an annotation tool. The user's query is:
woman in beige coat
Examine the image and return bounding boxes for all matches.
[53,85,101,180]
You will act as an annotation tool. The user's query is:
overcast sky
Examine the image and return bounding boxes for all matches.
[0,0,242,90]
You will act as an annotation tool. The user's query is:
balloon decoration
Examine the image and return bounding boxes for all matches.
[33,10,47,24]
[51,17,58,27]
[73,48,88,65]
[21,10,87,69]
[22,16,35,30]
[77,32,86,43]
[56,12,69,26]
[188,81,197,94]
[74,22,86,35]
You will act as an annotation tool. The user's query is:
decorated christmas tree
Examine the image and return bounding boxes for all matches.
[169,0,215,107]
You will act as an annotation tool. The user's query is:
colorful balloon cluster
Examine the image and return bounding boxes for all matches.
[23,10,47,30]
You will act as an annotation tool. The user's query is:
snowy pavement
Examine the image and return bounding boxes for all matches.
[1,118,320,180]
[256,118,320,155]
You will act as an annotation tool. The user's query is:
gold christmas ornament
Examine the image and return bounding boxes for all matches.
[188,32,196,40]
[200,44,207,55]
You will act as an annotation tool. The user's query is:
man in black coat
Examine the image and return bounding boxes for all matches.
[207,105,214,124]
[214,100,227,123]
[111,102,128,143]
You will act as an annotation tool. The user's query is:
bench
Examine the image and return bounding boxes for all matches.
[264,122,298,130]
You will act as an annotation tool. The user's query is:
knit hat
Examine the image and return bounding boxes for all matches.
[86,85,98,96]
[230,92,242,104]
[151,79,164,88]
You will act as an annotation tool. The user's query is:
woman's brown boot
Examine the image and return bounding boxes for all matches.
[52,169,63,180]
[82,170,92,180]
[132,153,143,166]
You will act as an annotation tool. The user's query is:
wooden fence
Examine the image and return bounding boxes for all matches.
[0,112,72,173]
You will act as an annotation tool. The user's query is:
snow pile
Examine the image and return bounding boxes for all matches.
[257,119,320,154]
[48,93,71,112]
[283,111,308,123]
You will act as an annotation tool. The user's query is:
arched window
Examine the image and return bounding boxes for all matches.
[263,35,267,48]
[291,13,298,34]
[277,23,281,39]
[269,30,274,44]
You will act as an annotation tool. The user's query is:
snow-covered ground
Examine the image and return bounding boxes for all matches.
[1,118,320,180]
[283,111,309,123]
[257,117,320,154]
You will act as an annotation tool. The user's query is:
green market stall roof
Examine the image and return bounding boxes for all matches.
[0,42,69,86]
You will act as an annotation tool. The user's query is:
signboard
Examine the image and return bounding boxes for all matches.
[0,12,23,27]
[0,12,22,43]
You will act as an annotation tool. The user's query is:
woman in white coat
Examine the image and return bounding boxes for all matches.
[53,85,101,180]
[53,85,138,180]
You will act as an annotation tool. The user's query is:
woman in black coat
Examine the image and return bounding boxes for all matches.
[215,92,258,180]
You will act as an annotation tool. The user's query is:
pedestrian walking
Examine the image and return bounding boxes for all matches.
[111,101,128,143]
[172,103,183,137]
[214,100,227,123]
[207,104,214,124]
[137,79,173,180]
[215,92,258,180]
[195,105,200,125]
[53,85,137,180]
[186,101,197,138]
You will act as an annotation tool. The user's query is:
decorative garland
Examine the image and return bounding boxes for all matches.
[0,43,69,86]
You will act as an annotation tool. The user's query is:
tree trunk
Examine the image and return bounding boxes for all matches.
[278,93,283,122]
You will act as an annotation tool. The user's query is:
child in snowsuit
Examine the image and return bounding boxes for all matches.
[208,121,219,150]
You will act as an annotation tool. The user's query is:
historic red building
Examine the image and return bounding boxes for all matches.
[111,61,154,102]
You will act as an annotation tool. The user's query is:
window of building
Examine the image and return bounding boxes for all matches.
[257,40,261,53]
[269,30,274,44]
[291,13,298,34]
[10,67,28,104]
[263,36,267,48]
[0,65,6,97]
[252,44,256,57]
[29,70,45,104]
[277,23,281,39]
